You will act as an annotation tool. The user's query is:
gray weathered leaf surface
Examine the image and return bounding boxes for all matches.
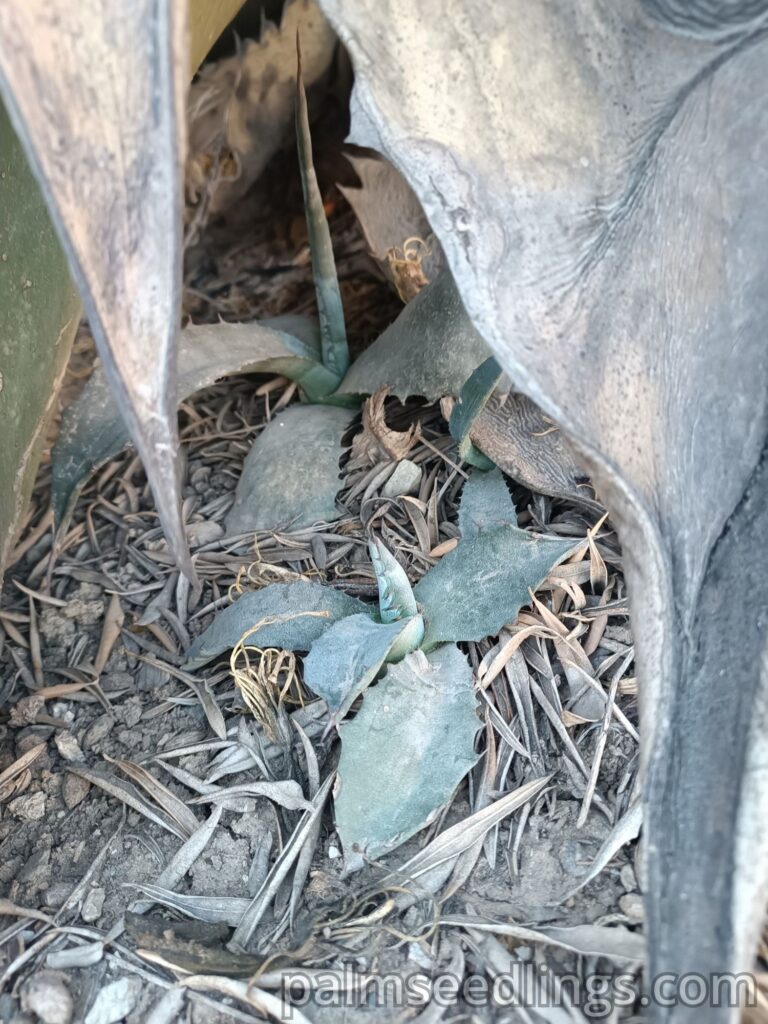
[457,469,516,538]
[0,0,191,573]
[338,151,444,285]
[337,273,491,401]
[415,471,577,647]
[185,581,367,667]
[319,0,768,1002]
[303,612,423,718]
[335,645,479,864]
[225,404,355,535]
[52,319,332,529]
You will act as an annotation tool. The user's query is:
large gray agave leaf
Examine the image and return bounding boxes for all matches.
[225,404,356,536]
[184,581,367,668]
[414,471,578,648]
[317,1,768,1004]
[52,318,336,531]
[335,643,480,868]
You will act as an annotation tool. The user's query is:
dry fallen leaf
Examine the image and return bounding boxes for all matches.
[347,387,421,469]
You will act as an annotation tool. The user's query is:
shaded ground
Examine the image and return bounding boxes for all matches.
[0,35,649,1024]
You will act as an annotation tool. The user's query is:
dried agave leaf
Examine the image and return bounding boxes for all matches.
[338,151,444,294]
[347,387,420,470]
[185,581,366,667]
[335,644,480,867]
[369,538,417,622]
[414,471,578,647]
[449,916,645,966]
[70,767,187,840]
[125,884,250,928]
[186,0,336,218]
[225,404,355,535]
[337,273,491,401]
[470,382,595,506]
[303,612,424,719]
[52,318,334,529]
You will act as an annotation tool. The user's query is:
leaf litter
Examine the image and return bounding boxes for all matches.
[0,22,648,1024]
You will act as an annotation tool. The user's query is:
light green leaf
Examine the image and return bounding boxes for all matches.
[184,581,367,668]
[335,644,480,865]
[336,273,492,401]
[296,44,349,380]
[51,319,334,530]
[225,404,355,536]
[303,613,424,719]
[369,538,417,622]
[414,471,578,647]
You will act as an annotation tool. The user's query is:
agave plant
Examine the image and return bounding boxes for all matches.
[186,469,580,864]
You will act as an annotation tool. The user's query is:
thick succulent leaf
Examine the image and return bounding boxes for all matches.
[338,151,444,291]
[335,644,480,865]
[449,356,502,469]
[188,0,245,74]
[225,404,355,536]
[0,0,192,574]
[0,101,80,582]
[296,44,349,380]
[414,472,577,647]
[457,469,517,538]
[303,613,424,718]
[185,581,366,667]
[337,273,491,401]
[187,0,336,217]
[52,319,333,530]
[320,0,768,994]
[369,538,417,622]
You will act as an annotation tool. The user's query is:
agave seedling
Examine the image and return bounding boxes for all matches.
[186,469,581,865]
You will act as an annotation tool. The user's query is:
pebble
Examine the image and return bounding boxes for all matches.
[619,862,637,892]
[9,790,46,822]
[619,892,644,921]
[62,773,90,809]
[84,978,140,1024]
[17,848,50,888]
[82,714,114,751]
[54,732,84,763]
[81,886,106,924]
[381,459,422,499]
[20,970,73,1024]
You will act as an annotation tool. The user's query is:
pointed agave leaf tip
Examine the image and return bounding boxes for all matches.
[369,538,418,622]
[295,33,349,380]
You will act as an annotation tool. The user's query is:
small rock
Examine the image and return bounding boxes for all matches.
[9,790,46,822]
[81,886,106,923]
[54,732,84,763]
[84,977,140,1024]
[619,863,637,892]
[43,881,71,909]
[619,892,644,921]
[17,848,51,887]
[381,459,422,499]
[39,608,76,647]
[20,970,73,1024]
[62,583,105,627]
[62,773,90,810]
[186,520,224,547]
[82,714,114,751]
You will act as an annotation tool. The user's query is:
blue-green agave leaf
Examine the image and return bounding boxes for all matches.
[336,273,492,401]
[414,471,579,647]
[335,643,480,867]
[449,355,503,469]
[184,581,367,668]
[369,538,417,622]
[225,404,355,536]
[296,45,349,380]
[303,612,424,720]
[52,318,335,530]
